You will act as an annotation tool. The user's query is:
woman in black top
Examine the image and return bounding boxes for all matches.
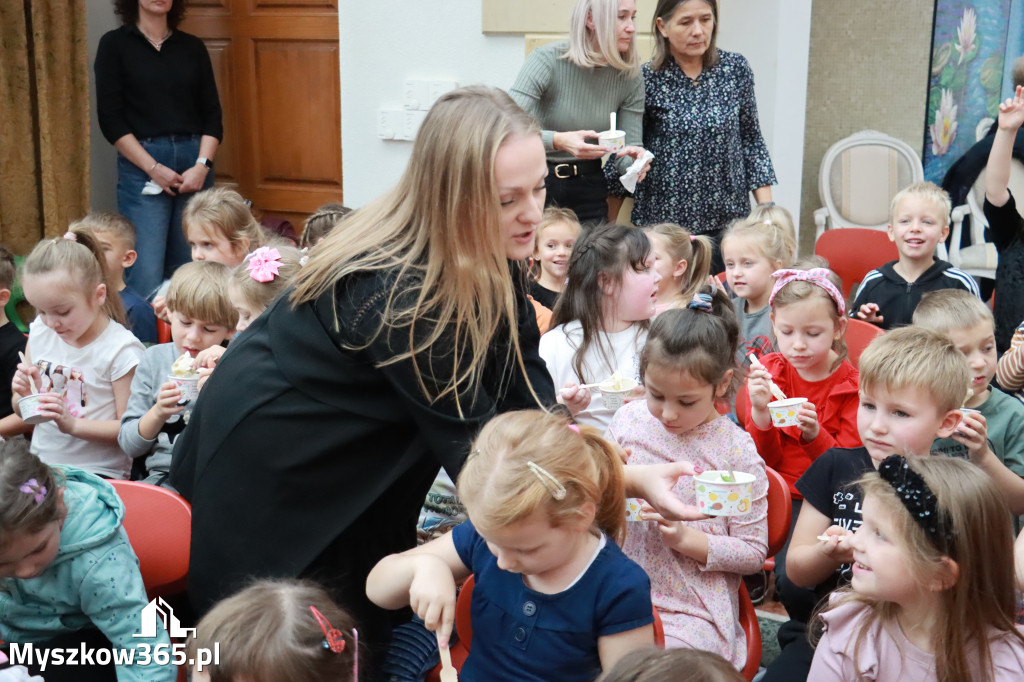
[171,87,707,657]
[170,87,556,647]
[95,0,222,298]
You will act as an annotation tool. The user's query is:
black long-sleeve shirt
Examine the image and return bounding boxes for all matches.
[170,263,555,635]
[95,24,223,144]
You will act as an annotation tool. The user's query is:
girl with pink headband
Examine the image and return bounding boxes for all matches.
[739,257,862,621]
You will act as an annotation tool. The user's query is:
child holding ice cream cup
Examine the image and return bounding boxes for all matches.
[118,261,236,486]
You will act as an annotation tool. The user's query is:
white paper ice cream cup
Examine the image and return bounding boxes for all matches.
[18,394,51,425]
[694,471,755,516]
[768,398,806,427]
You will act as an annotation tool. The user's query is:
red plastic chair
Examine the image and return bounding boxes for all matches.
[157,319,171,344]
[762,466,793,572]
[427,574,665,681]
[109,480,191,600]
[109,481,191,682]
[814,228,898,300]
[845,318,885,369]
[738,581,761,681]
[738,466,793,681]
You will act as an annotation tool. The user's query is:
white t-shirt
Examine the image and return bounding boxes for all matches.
[28,318,144,478]
[539,320,647,431]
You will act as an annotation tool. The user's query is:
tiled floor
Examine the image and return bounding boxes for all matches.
[755,583,789,667]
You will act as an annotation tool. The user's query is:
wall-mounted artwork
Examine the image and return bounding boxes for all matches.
[924,0,1024,182]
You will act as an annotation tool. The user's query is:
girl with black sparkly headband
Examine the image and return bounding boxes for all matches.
[810,456,1024,681]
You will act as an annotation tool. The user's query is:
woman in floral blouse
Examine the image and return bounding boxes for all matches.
[633,0,776,271]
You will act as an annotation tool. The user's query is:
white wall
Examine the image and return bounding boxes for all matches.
[87,0,120,211]
[339,1,524,206]
[718,0,813,231]
[86,1,813,218]
[339,0,813,225]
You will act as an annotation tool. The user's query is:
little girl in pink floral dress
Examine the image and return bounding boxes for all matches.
[608,291,768,669]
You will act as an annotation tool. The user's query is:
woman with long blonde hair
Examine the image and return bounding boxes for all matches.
[510,0,651,224]
[170,86,557,647]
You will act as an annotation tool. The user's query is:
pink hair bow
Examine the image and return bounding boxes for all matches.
[769,268,846,316]
[245,247,283,283]
[20,478,47,504]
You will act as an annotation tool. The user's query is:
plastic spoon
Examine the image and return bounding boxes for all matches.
[18,351,38,395]
[575,382,607,390]
[438,637,458,682]
[748,353,787,401]
[610,111,616,132]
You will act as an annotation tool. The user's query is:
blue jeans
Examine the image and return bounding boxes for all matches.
[117,135,214,298]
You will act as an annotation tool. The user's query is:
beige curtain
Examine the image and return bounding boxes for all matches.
[0,1,90,255]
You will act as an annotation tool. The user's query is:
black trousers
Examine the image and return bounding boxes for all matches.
[545,163,607,226]
[761,618,815,682]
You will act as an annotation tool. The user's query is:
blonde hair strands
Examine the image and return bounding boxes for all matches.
[290,87,541,415]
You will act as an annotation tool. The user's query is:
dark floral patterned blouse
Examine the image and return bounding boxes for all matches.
[631,49,776,234]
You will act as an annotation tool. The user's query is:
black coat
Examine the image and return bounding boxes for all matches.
[170,265,555,643]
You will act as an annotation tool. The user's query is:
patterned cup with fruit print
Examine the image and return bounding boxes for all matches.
[694,471,755,516]
[768,397,807,428]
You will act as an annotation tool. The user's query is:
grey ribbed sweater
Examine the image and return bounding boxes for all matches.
[510,41,643,173]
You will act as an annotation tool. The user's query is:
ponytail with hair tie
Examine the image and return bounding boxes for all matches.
[27,227,127,326]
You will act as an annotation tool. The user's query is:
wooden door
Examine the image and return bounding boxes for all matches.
[181,0,342,230]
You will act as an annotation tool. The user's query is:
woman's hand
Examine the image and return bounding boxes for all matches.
[796,402,820,442]
[618,145,651,182]
[149,163,185,196]
[624,461,708,521]
[553,130,610,160]
[178,163,209,194]
[407,556,459,647]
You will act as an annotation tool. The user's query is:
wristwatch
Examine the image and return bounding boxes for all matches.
[196,157,213,170]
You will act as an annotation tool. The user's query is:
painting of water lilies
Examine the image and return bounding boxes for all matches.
[924,0,1024,182]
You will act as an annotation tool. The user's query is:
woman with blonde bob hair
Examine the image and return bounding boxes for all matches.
[170,86,558,648]
[510,0,651,224]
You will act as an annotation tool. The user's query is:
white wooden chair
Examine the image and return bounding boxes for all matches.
[813,130,925,240]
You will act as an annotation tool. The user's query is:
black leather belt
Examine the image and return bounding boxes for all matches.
[549,160,602,179]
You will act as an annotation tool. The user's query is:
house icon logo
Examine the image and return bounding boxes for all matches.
[134,597,196,639]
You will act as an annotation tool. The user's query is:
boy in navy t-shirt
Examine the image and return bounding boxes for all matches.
[74,212,158,344]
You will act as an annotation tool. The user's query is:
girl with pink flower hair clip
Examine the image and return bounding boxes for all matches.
[228,245,304,334]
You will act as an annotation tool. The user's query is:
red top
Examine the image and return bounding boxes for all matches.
[742,353,861,499]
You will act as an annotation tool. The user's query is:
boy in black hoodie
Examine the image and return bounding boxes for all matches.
[850,180,980,330]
